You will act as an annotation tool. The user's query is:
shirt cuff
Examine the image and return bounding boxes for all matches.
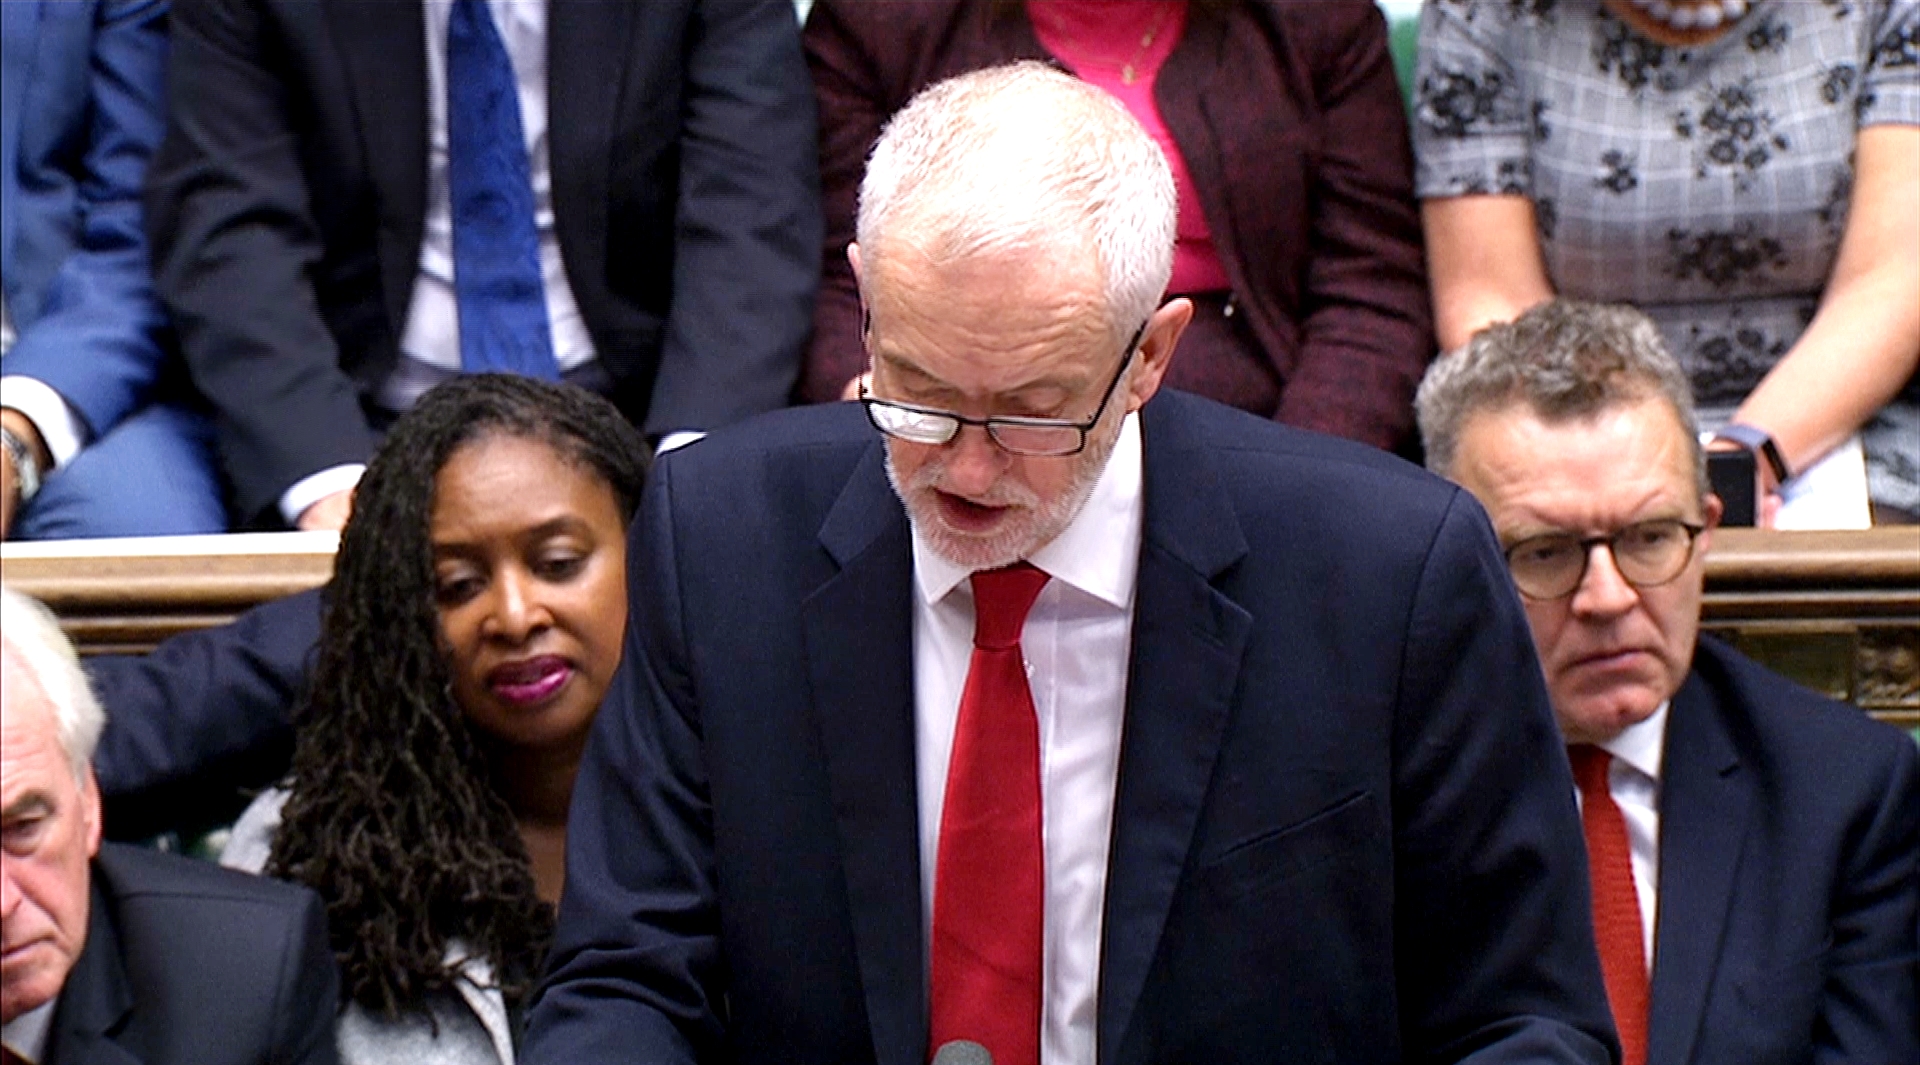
[0,375,89,471]
[280,464,366,526]
[655,430,707,455]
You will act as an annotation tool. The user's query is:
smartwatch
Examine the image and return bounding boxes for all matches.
[1713,422,1790,486]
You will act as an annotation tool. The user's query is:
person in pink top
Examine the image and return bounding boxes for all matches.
[799,0,1435,454]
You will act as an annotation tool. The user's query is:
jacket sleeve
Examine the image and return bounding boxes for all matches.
[522,452,719,1062]
[89,586,320,837]
[641,0,821,435]
[4,0,175,440]
[795,0,890,405]
[145,0,376,524]
[1391,490,1618,1063]
[1271,0,1434,451]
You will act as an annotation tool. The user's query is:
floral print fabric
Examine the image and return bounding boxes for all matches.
[1414,0,1920,512]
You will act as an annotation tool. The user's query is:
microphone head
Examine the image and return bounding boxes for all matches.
[931,1040,994,1065]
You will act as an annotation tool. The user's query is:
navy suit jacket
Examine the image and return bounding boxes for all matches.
[1,0,181,441]
[146,0,820,523]
[89,587,321,840]
[1649,636,1920,1065]
[525,392,1616,1064]
[46,842,338,1065]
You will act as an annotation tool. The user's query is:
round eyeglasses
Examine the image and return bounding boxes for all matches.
[860,320,1147,457]
[1503,519,1707,601]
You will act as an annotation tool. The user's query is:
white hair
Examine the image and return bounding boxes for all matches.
[855,61,1176,338]
[1,585,104,780]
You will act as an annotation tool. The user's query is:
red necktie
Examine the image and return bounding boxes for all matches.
[1569,745,1650,1065]
[929,563,1051,1065]
[4,1045,29,1065]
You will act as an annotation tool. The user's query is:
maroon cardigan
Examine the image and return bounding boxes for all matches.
[799,0,1434,451]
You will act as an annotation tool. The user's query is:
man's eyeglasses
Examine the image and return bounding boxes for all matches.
[860,320,1148,457]
[1504,519,1707,601]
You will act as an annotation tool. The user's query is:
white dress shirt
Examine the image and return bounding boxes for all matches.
[1,998,56,1063]
[912,412,1143,1065]
[281,0,595,523]
[1583,702,1668,967]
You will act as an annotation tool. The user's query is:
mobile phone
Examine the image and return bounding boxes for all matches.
[1708,448,1758,526]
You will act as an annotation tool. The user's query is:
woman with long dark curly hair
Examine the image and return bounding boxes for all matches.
[222,374,647,1064]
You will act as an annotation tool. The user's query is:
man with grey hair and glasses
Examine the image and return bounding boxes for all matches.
[1416,299,1919,1065]
[528,62,1615,1065]
[0,587,338,1065]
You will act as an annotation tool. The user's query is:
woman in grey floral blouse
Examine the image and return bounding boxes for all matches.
[1414,0,1918,524]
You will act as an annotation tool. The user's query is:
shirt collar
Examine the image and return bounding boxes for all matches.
[912,411,1144,610]
[1597,700,1669,783]
[2,998,57,1064]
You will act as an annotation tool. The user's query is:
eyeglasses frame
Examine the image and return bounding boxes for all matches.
[1503,519,1709,602]
[858,317,1150,458]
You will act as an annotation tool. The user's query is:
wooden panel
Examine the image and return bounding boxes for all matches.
[1,532,336,653]
[1699,528,1919,727]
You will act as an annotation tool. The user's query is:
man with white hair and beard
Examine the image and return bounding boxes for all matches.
[526,62,1615,1065]
[0,586,338,1065]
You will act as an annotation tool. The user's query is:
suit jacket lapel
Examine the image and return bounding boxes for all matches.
[1097,397,1252,1064]
[1647,669,1750,1065]
[0,0,41,276]
[546,0,636,303]
[322,0,426,330]
[47,877,141,1065]
[804,442,926,1065]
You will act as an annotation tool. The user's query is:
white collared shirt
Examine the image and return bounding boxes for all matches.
[1583,702,1667,967]
[2,998,56,1063]
[912,412,1144,1065]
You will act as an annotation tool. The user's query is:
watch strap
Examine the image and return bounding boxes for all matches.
[1714,422,1790,485]
[1,423,42,505]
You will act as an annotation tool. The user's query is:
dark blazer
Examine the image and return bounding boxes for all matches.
[89,587,321,840]
[799,0,1433,450]
[1,0,181,440]
[146,0,821,523]
[47,842,338,1065]
[524,392,1614,1063]
[1649,636,1920,1065]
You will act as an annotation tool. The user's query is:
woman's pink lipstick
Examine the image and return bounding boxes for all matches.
[488,655,572,706]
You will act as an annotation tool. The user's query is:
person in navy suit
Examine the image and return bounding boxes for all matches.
[146,0,819,531]
[87,587,320,843]
[1,586,337,1065]
[1417,299,1920,1065]
[523,63,1615,1064]
[0,0,225,540]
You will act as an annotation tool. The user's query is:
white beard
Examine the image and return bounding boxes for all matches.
[884,414,1122,573]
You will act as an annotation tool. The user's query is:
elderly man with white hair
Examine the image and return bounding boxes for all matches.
[525,62,1614,1065]
[0,586,339,1065]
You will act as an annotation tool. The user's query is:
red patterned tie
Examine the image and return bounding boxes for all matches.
[929,563,1051,1065]
[1568,745,1650,1065]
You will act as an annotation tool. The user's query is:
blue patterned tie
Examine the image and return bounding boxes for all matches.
[446,0,559,379]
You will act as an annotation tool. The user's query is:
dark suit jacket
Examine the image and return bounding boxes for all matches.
[46,842,338,1065]
[1649,636,1920,1065]
[525,392,1614,1064]
[89,587,321,841]
[1,0,184,441]
[146,0,820,523]
[799,0,1433,450]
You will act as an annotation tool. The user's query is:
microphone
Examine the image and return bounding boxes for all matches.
[931,1040,994,1065]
